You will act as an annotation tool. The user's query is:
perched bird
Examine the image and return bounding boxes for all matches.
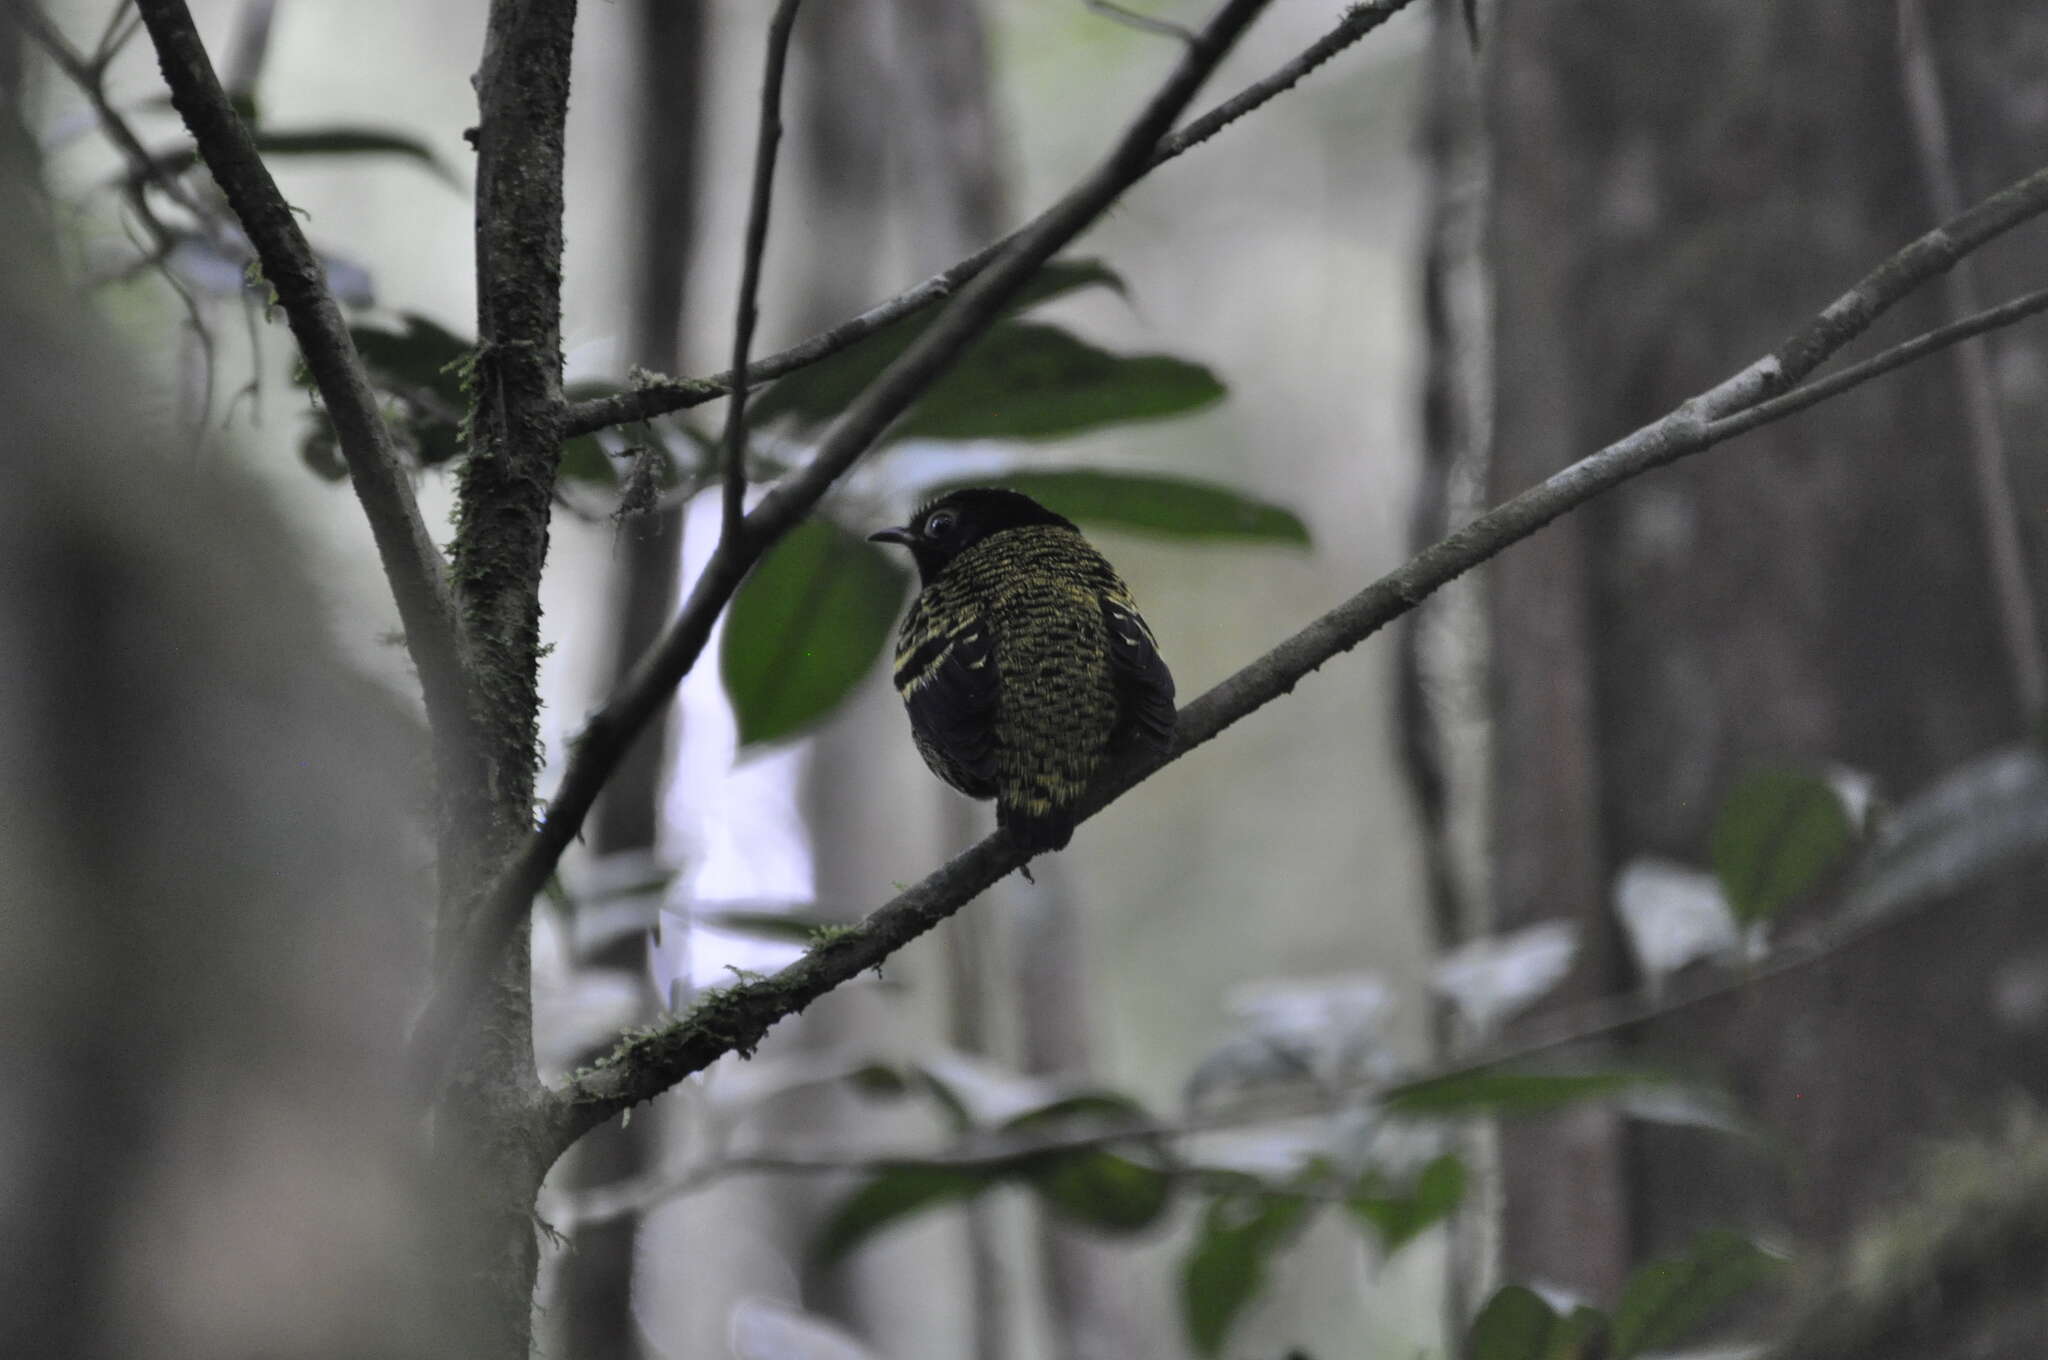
[870,488,1176,853]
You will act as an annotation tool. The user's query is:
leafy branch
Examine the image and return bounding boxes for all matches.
[558,0,1425,439]
[541,160,2048,1155]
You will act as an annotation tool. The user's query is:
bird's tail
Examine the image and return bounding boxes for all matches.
[998,802,1075,853]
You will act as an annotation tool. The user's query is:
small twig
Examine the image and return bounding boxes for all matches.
[1896,0,2047,721]
[559,0,1424,440]
[409,0,1284,1095]
[538,165,2048,1154]
[719,0,803,547]
[132,0,469,742]
[1086,0,1197,44]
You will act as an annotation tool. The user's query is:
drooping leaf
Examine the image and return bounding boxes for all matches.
[750,258,1126,429]
[1180,1193,1312,1357]
[887,321,1224,443]
[928,469,1307,544]
[720,519,911,748]
[812,1166,992,1265]
[1384,1066,1676,1119]
[1349,1153,1467,1254]
[1025,1150,1172,1233]
[1609,1229,1782,1358]
[1465,1287,1608,1360]
[252,126,458,183]
[998,1090,1153,1136]
[1846,746,2048,919]
[1712,769,1855,925]
[1430,920,1579,1037]
[349,313,472,408]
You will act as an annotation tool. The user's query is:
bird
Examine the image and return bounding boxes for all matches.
[870,487,1176,854]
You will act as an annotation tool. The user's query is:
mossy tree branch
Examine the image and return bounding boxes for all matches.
[540,163,2048,1157]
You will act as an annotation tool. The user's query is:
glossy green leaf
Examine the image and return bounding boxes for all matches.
[1465,1288,1608,1360]
[888,322,1223,443]
[1349,1153,1467,1253]
[750,258,1126,429]
[812,1166,991,1266]
[930,469,1308,544]
[1610,1229,1782,1358]
[1384,1067,1673,1119]
[1026,1150,1172,1233]
[720,520,911,748]
[1712,769,1855,925]
[1180,1194,1312,1356]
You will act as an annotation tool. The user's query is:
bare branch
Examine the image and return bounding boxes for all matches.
[559,0,1424,440]
[408,0,1284,1093]
[719,0,803,546]
[541,163,2048,1155]
[130,0,469,739]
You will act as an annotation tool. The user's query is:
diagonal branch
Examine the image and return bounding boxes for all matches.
[559,0,1424,440]
[130,0,470,740]
[539,164,2048,1157]
[407,0,1284,1090]
[719,0,803,545]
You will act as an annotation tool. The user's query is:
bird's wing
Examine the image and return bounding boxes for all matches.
[896,611,1002,790]
[1102,590,1176,750]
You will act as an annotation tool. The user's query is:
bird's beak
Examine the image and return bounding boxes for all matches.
[868,526,916,547]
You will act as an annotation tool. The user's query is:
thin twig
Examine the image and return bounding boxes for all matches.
[559,0,1424,440]
[131,0,470,742]
[719,0,803,546]
[407,0,1284,1093]
[538,164,2048,1156]
[1896,0,2047,720]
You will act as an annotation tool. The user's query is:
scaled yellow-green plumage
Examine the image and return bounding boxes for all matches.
[870,488,1175,852]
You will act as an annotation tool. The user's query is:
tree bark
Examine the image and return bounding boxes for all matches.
[1485,0,2048,1299]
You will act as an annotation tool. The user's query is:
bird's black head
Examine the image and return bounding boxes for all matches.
[869,488,1077,584]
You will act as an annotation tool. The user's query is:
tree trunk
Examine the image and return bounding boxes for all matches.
[1485,0,2048,1298]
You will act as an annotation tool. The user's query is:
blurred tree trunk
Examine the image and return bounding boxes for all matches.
[1485,0,2048,1298]
[551,4,704,1356]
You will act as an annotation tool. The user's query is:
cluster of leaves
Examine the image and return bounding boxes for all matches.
[1466,1229,1784,1360]
[800,1052,1756,1356]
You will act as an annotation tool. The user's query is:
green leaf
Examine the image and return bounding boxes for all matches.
[720,520,911,748]
[695,907,856,944]
[1712,769,1855,925]
[1180,1194,1312,1356]
[1349,1153,1466,1253]
[812,1166,991,1266]
[557,435,615,486]
[1384,1067,1674,1119]
[1025,1150,1172,1233]
[349,312,472,409]
[1610,1229,1782,1358]
[1465,1287,1608,1360]
[997,1090,1152,1136]
[888,322,1224,443]
[929,469,1308,544]
[750,258,1126,429]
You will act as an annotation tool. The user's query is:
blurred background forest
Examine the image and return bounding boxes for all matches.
[7,1,2048,1358]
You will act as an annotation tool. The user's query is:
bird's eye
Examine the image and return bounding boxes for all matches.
[925,510,958,537]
